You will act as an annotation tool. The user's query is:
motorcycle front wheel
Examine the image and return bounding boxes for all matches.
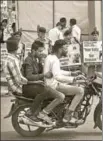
[11,104,45,137]
[96,105,102,130]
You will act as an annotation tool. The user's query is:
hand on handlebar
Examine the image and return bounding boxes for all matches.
[75,74,86,81]
[44,72,53,78]
[71,70,82,76]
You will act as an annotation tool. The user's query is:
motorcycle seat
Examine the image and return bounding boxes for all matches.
[14,95,34,102]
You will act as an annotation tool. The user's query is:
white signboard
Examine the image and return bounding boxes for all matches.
[83,41,102,63]
[60,43,81,67]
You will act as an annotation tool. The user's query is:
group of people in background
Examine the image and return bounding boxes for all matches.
[0,6,16,43]
[35,17,99,59]
[48,18,81,46]
[34,17,82,61]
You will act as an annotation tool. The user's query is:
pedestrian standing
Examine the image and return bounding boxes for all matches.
[69,18,81,42]
[2,19,13,42]
[35,27,52,56]
[60,17,68,35]
[48,22,63,46]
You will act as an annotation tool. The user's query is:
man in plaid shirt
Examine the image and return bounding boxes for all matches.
[4,37,27,95]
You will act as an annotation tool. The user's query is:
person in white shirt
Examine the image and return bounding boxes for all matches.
[2,19,13,42]
[44,39,84,123]
[63,30,79,45]
[60,17,69,35]
[13,31,25,67]
[35,27,52,55]
[91,30,99,41]
[69,18,81,42]
[48,22,63,46]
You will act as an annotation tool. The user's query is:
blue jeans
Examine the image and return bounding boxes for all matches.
[22,84,65,115]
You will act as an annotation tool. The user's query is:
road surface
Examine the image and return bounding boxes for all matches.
[1,96,102,140]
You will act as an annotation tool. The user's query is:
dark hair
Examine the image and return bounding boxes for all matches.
[60,17,67,23]
[70,18,76,25]
[0,22,2,29]
[2,19,8,24]
[0,22,2,26]
[12,6,15,11]
[64,30,72,36]
[52,39,67,53]
[91,31,99,36]
[31,41,44,51]
[38,27,46,33]
[56,22,62,27]
[6,37,19,53]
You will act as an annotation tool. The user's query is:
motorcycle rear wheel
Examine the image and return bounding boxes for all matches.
[11,104,45,137]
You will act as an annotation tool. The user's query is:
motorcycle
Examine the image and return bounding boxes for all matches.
[4,73,102,137]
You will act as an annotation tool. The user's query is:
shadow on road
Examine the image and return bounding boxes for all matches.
[1,130,102,140]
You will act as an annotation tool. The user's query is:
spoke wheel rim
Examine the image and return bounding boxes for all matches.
[18,106,39,132]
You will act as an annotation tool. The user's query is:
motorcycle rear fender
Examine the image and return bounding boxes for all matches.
[93,99,102,128]
[4,103,23,119]
[4,96,33,119]
[4,98,29,119]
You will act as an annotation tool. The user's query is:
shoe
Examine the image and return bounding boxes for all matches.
[21,115,45,127]
[25,114,43,125]
[25,109,40,121]
[25,109,32,116]
[24,115,54,128]
[25,110,41,123]
[37,111,54,125]
[63,110,73,123]
[69,117,78,124]
[69,118,84,125]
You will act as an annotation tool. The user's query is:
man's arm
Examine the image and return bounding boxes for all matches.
[72,27,81,42]
[60,70,71,76]
[8,60,27,85]
[48,30,55,46]
[52,60,74,83]
[48,39,52,54]
[24,58,44,81]
[59,31,64,39]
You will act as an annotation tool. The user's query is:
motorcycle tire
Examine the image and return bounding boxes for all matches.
[96,105,102,131]
[11,104,45,137]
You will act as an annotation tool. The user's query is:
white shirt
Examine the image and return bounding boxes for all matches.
[48,27,63,46]
[3,25,13,41]
[11,11,16,23]
[71,25,81,42]
[17,41,25,67]
[44,54,74,89]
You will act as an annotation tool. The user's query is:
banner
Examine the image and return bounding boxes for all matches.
[83,41,102,63]
[60,43,81,67]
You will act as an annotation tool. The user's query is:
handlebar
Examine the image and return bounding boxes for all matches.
[75,73,97,84]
